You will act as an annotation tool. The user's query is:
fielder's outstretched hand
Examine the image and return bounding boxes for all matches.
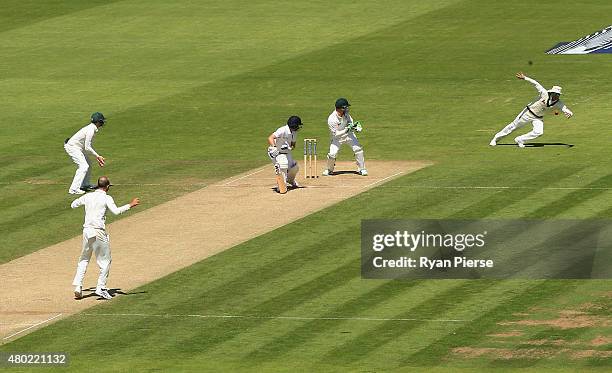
[96,156,106,167]
[130,198,140,208]
[516,72,526,80]
[564,111,573,119]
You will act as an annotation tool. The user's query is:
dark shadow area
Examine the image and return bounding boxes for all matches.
[495,143,574,148]
[328,170,360,175]
[107,288,148,297]
[75,287,147,300]
[270,185,304,194]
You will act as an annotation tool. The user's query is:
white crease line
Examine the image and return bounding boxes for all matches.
[379,185,612,191]
[3,313,63,340]
[222,168,267,186]
[85,313,466,323]
[363,171,404,189]
[0,182,206,187]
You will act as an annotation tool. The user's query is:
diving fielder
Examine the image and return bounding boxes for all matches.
[71,176,139,300]
[267,116,302,194]
[323,98,367,176]
[490,73,573,148]
[64,112,107,194]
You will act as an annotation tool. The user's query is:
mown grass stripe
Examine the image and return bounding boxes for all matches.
[399,281,581,368]
[318,280,499,366]
[244,280,424,362]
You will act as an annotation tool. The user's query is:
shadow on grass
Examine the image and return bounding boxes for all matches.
[495,143,575,148]
[76,287,147,301]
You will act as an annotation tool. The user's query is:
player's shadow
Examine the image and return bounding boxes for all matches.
[496,143,574,148]
[77,287,147,300]
[107,288,147,297]
[270,185,303,194]
[329,170,360,175]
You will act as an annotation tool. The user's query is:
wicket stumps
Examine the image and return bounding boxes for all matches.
[303,138,318,178]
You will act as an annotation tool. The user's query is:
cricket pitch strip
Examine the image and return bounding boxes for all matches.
[0,160,431,343]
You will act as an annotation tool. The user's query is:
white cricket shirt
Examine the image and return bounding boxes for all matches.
[66,123,100,157]
[71,190,130,231]
[327,111,354,138]
[273,125,297,153]
[524,77,572,117]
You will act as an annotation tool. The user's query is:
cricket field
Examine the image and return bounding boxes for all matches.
[0,0,610,371]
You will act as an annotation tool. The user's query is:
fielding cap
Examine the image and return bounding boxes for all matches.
[548,86,562,95]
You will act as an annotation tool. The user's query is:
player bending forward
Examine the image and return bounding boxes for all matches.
[268,116,302,194]
[71,176,139,300]
[490,73,573,148]
[64,112,107,194]
[323,98,367,176]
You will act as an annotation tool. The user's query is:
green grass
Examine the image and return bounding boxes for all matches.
[1,0,611,371]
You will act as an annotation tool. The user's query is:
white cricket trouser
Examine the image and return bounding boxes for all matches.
[72,229,112,291]
[269,152,298,183]
[64,144,93,192]
[327,132,365,171]
[493,108,544,143]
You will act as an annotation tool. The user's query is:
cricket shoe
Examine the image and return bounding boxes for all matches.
[514,138,525,148]
[322,169,331,176]
[69,189,86,195]
[489,139,497,146]
[359,169,368,176]
[74,285,82,300]
[288,180,300,189]
[95,288,112,300]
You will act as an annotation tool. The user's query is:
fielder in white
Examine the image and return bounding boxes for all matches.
[268,116,302,193]
[490,72,573,148]
[323,98,367,176]
[64,112,107,194]
[71,176,139,300]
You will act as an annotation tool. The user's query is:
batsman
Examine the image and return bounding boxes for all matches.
[267,116,302,194]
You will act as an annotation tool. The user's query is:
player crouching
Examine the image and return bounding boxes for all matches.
[268,116,302,194]
[323,98,367,176]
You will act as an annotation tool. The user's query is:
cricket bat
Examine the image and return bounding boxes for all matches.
[276,175,287,194]
[275,164,287,194]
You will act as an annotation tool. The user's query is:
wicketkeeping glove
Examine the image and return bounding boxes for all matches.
[347,121,363,132]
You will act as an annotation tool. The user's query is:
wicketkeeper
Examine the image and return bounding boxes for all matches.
[490,73,574,148]
[267,116,302,194]
[323,98,367,176]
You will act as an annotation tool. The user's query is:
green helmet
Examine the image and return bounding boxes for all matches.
[91,112,106,124]
[335,98,350,109]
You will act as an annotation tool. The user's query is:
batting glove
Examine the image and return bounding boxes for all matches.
[268,146,279,159]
